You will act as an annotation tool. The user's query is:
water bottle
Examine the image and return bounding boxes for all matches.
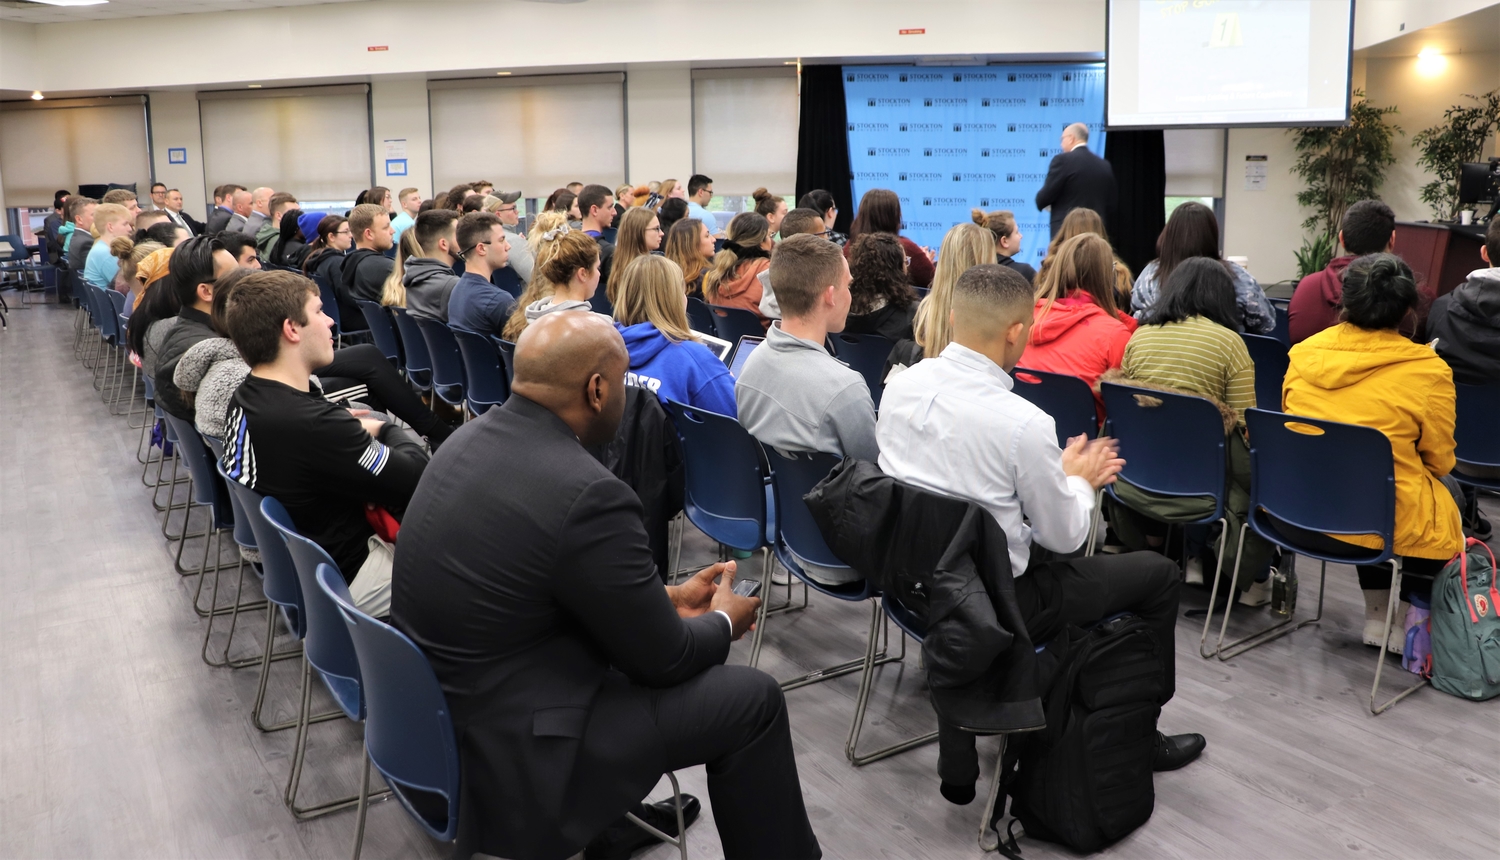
[1270,566,1297,617]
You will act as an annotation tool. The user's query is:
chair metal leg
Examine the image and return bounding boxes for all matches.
[978,735,1009,852]
[1194,517,1238,658]
[846,600,939,766]
[624,770,689,860]
[250,612,330,734]
[780,598,904,691]
[1208,543,1327,661]
[747,547,772,668]
[350,752,372,860]
[285,655,393,819]
[1084,488,1104,556]
[1372,560,1428,714]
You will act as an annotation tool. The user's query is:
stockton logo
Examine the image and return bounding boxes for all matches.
[1062,70,1105,82]
[1039,97,1086,107]
[852,171,890,181]
[980,147,1027,158]
[977,197,1027,208]
[1086,121,1106,133]
[905,220,944,231]
[896,171,943,182]
[866,146,911,157]
[866,97,911,107]
[847,122,889,132]
[1006,172,1047,182]
[922,196,967,206]
[981,98,1027,108]
[898,72,944,82]
[847,72,890,82]
[922,97,968,107]
[923,147,968,157]
[899,122,943,132]
[953,123,998,132]
[953,172,998,182]
[953,72,998,82]
[1008,72,1055,82]
[1007,122,1051,132]
[1039,148,1054,157]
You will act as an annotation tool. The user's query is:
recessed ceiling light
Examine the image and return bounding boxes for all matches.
[496,71,512,75]
[248,84,262,88]
[24,0,110,6]
[31,91,44,100]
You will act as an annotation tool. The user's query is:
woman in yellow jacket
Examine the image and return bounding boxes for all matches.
[1282,254,1465,650]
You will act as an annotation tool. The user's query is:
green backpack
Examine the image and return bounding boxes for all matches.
[1429,538,1500,701]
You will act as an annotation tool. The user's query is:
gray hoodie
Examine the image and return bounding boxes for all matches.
[523,297,610,326]
[402,256,460,323]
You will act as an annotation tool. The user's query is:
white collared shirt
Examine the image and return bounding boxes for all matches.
[876,343,1096,575]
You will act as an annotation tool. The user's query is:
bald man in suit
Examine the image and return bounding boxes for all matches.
[1035,121,1117,237]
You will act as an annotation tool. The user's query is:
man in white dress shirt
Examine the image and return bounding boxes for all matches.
[877,263,1204,795]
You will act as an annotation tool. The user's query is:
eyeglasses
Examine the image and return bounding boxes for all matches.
[334,228,352,236]
[817,229,834,237]
[494,205,517,213]
[647,226,664,234]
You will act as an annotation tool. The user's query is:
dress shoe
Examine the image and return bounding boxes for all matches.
[583,795,701,860]
[1152,732,1205,772]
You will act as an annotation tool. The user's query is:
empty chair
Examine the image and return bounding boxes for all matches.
[707,304,764,351]
[355,300,403,370]
[829,333,896,410]
[389,307,433,393]
[413,316,467,410]
[451,327,509,415]
[1241,333,1289,413]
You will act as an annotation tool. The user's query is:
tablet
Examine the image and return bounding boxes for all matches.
[728,336,764,377]
[696,332,734,362]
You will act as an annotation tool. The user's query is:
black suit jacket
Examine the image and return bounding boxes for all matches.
[177,210,205,236]
[391,395,731,860]
[204,206,233,236]
[1034,145,1117,237]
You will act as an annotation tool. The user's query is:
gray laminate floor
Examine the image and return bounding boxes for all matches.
[2,300,1496,860]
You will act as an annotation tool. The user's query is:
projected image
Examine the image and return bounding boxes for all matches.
[1139,0,1310,114]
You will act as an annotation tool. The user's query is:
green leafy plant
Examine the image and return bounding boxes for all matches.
[1293,233,1337,279]
[1413,88,1500,220]
[1288,91,1401,241]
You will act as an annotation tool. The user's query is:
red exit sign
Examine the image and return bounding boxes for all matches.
[367,45,389,52]
[899,28,925,35]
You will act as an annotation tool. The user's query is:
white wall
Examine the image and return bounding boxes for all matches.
[370,77,432,200]
[1221,127,1307,285]
[0,21,35,95]
[1354,0,1499,49]
[625,65,694,187]
[147,90,206,213]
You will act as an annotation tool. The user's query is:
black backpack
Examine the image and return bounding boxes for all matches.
[998,615,1164,856]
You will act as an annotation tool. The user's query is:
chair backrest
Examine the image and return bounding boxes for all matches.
[217,461,306,634]
[1240,333,1289,413]
[1012,366,1099,447]
[490,265,525,300]
[450,327,508,414]
[1454,382,1500,470]
[829,333,895,410]
[203,435,256,551]
[763,446,849,569]
[1099,381,1227,508]
[708,304,764,346]
[588,286,614,316]
[161,412,219,509]
[414,316,467,399]
[105,289,128,342]
[356,300,403,368]
[1244,408,1395,556]
[0,234,25,263]
[1267,297,1291,347]
[317,565,460,840]
[664,399,769,551]
[390,307,433,386]
[685,296,717,336]
[312,273,342,333]
[84,284,109,337]
[262,498,364,721]
[493,337,516,388]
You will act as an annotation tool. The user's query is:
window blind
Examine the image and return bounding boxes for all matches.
[198,85,372,201]
[0,97,150,207]
[692,68,798,195]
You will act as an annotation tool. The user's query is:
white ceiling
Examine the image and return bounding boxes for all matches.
[1354,3,1500,57]
[0,0,370,24]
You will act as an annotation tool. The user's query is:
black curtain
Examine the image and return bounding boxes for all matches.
[1104,130,1166,278]
[795,65,855,235]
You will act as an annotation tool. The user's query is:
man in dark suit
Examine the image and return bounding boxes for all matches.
[162,189,203,236]
[204,183,240,235]
[1034,121,1117,237]
[391,311,822,860]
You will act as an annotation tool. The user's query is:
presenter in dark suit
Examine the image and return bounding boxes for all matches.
[1034,122,1117,237]
[391,311,821,860]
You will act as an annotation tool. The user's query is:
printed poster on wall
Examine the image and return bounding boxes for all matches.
[843,64,1106,259]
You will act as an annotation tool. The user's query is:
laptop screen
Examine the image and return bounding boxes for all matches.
[729,336,764,377]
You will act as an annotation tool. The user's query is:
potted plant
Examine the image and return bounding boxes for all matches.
[1413,88,1500,220]
[1288,91,1400,276]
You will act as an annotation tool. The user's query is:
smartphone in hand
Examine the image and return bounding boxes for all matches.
[732,578,762,599]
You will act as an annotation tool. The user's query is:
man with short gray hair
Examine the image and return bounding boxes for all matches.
[1034,120,1116,238]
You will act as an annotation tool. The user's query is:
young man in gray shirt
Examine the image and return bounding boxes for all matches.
[735,234,876,585]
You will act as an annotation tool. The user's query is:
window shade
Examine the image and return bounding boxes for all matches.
[1164,128,1226,197]
[0,97,150,207]
[198,85,371,201]
[692,68,798,195]
[428,74,625,197]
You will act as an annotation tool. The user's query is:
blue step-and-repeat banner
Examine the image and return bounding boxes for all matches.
[843,64,1106,260]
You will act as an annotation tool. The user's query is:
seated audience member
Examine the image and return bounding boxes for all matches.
[257,192,299,262]
[503,230,603,342]
[44,192,68,264]
[128,277,180,381]
[481,191,533,282]
[973,208,1036,284]
[220,232,262,270]
[301,215,351,286]
[876,264,1202,800]
[444,184,475,212]
[888,221,997,372]
[685,174,719,236]
[448,212,517,337]
[83,203,136,289]
[615,183,635,218]
[846,189,934,288]
[337,203,395,327]
[613,254,737,415]
[703,212,773,323]
[757,208,830,320]
[162,188,203,236]
[1033,207,1132,306]
[753,188,788,237]
[1288,199,1398,345]
[139,219,189,251]
[460,195,485,215]
[154,237,239,421]
[579,183,619,246]
[401,209,462,323]
[663,218,713,299]
[1283,254,1465,646]
[381,231,421,308]
[360,186,394,216]
[798,188,847,247]
[172,268,257,438]
[843,232,920,342]
[220,270,430,617]
[269,207,308,269]
[605,207,663,306]
[389,311,817,860]
[101,187,142,217]
[133,209,170,238]
[225,188,259,234]
[526,210,569,256]
[545,188,581,222]
[1131,201,1274,334]
[62,196,98,269]
[1114,257,1273,598]
[109,238,163,299]
[390,186,420,242]
[1021,232,1137,396]
[657,197,689,238]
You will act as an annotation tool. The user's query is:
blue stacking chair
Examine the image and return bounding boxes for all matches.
[707,304,764,351]
[355,300,403,370]
[263,499,393,820]
[1011,367,1100,447]
[160,412,236,586]
[664,399,776,664]
[389,307,433,394]
[199,438,273,668]
[312,273,348,346]
[105,288,142,416]
[451,328,508,415]
[1230,409,1417,715]
[1267,297,1291,347]
[685,296,717,336]
[588,285,614,316]
[490,265,525,300]
[1452,383,1500,497]
[1241,333,1290,414]
[316,566,462,860]
[1099,381,1244,648]
[829,333,896,410]
[493,337,517,390]
[414,316,467,411]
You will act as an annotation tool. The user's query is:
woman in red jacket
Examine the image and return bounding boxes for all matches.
[1020,232,1137,409]
[845,188,935,288]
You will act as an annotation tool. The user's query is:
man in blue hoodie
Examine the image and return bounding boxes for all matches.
[448,212,517,337]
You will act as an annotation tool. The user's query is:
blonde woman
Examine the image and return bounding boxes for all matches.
[910,221,997,358]
[527,210,569,256]
[702,211,771,323]
[381,229,422,307]
[972,208,1036,284]
[1034,207,1133,306]
[500,230,601,342]
[663,218,713,298]
[613,254,737,415]
[605,207,663,306]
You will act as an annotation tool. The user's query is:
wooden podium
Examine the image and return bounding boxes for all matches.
[1394,221,1487,297]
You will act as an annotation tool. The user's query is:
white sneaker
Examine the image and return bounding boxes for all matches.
[771,567,790,586]
[1184,557,1205,586]
[1238,577,1273,607]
